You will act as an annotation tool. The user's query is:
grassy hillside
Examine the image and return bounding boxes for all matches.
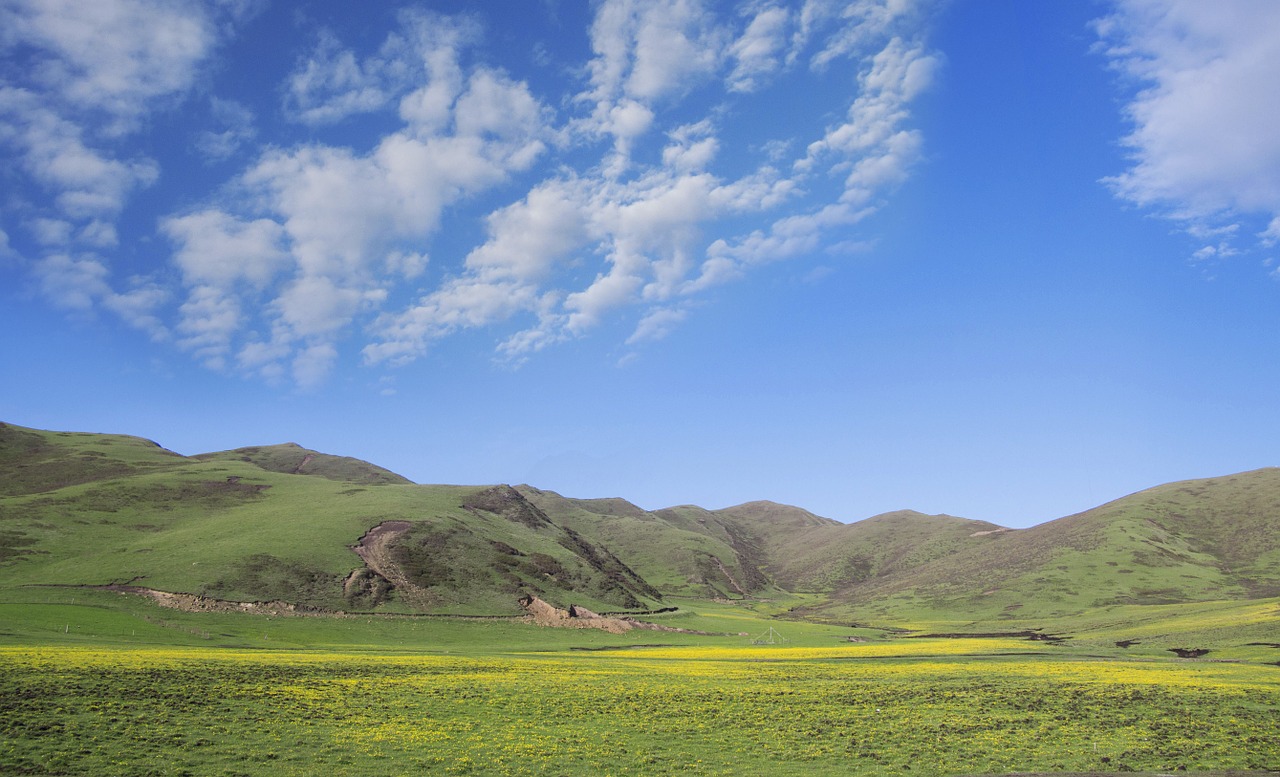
[520,487,775,598]
[0,424,667,615]
[801,468,1280,625]
[0,422,185,496]
[3,422,1278,644]
[756,510,1007,592]
[193,443,412,485]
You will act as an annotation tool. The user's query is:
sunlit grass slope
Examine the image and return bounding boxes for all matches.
[799,468,1280,625]
[0,423,671,614]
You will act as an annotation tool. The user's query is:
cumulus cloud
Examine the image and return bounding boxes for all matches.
[286,30,408,125]
[727,5,792,92]
[292,342,338,390]
[0,0,221,131]
[0,88,159,218]
[101,280,168,341]
[577,0,727,164]
[1097,0,1280,257]
[707,32,936,271]
[626,306,689,344]
[286,9,478,128]
[163,210,289,288]
[176,285,241,369]
[31,252,111,310]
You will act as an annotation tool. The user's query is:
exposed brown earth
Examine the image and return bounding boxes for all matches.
[101,585,323,617]
[518,594,728,636]
[350,520,434,609]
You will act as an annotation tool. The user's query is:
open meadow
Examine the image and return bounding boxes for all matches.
[1,590,1277,776]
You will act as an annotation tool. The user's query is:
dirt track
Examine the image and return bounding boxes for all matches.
[350,520,436,609]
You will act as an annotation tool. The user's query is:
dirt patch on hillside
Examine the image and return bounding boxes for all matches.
[102,585,325,617]
[350,520,435,609]
[519,595,723,636]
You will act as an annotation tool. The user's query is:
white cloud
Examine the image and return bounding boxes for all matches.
[292,342,339,389]
[727,5,792,92]
[712,33,935,269]
[287,9,479,128]
[0,88,159,218]
[101,280,168,341]
[464,180,591,283]
[286,30,406,125]
[176,284,241,369]
[30,251,168,338]
[0,0,220,132]
[162,210,289,288]
[30,218,74,246]
[78,220,118,248]
[1262,217,1280,248]
[1098,0,1280,254]
[4,1,936,386]
[32,252,110,310]
[626,306,688,344]
[366,160,798,362]
[806,0,925,71]
[163,11,551,382]
[2,0,250,353]
[273,275,383,338]
[662,121,720,172]
[578,0,727,158]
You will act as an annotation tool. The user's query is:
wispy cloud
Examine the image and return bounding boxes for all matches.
[194,98,256,162]
[31,251,168,339]
[1097,0,1280,261]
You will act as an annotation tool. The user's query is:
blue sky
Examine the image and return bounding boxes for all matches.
[3,0,1279,528]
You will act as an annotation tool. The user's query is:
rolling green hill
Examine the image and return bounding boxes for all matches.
[192,443,413,485]
[2,422,1277,640]
[798,468,1280,625]
[0,423,665,615]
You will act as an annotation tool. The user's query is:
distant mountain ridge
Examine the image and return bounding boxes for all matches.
[1,422,1277,626]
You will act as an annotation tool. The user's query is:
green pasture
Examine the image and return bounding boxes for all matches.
[0,591,1278,776]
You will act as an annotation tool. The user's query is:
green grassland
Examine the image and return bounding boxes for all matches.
[0,592,1278,776]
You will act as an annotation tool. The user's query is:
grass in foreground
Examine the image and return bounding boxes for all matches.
[0,591,1277,776]
[1,641,1278,775]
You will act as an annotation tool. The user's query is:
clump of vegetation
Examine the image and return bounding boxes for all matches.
[205,554,341,609]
